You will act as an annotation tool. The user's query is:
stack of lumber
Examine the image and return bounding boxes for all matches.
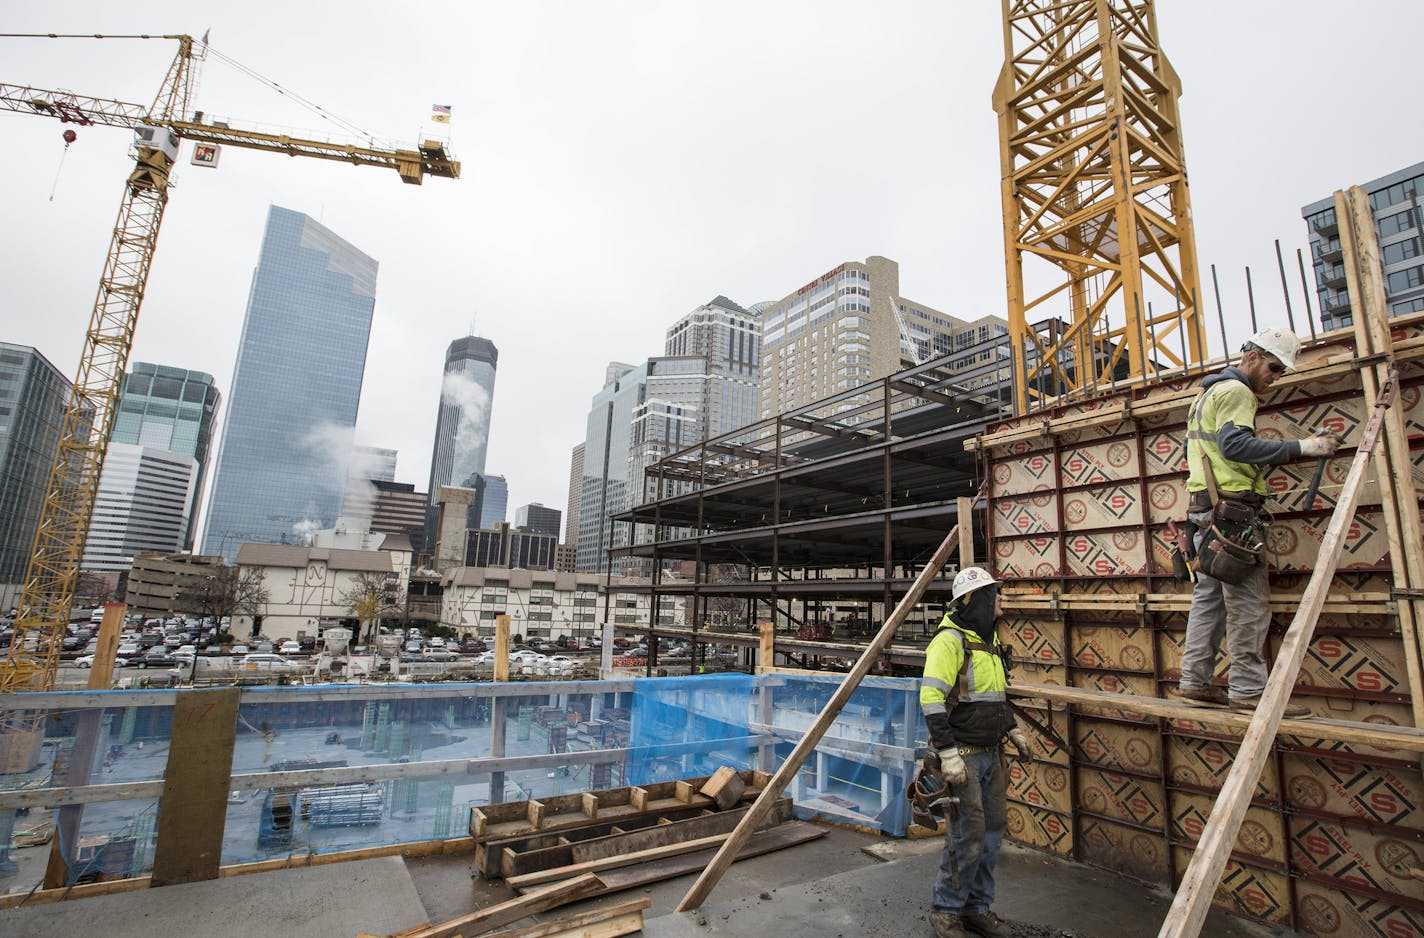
[380,768,826,937]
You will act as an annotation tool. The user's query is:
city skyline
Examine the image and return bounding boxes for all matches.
[5,3,1424,522]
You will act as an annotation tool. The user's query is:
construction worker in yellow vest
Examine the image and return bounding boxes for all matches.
[920,566,1030,938]
[1177,328,1338,716]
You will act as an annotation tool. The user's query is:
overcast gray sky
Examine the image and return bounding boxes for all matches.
[4,2,1422,532]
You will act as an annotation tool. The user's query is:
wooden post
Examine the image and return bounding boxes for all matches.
[756,620,774,674]
[42,601,128,887]
[1157,375,1396,938]
[151,687,241,885]
[1338,185,1424,738]
[491,613,510,803]
[957,496,975,567]
[675,522,960,912]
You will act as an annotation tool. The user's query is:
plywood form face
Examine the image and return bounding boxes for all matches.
[1165,735,1278,800]
[1282,754,1424,829]
[1169,846,1294,928]
[1290,815,1423,900]
[1294,878,1424,938]
[1003,801,1071,857]
[1078,815,1168,882]
[1076,768,1165,830]
[1006,759,1072,815]
[1073,719,1161,775]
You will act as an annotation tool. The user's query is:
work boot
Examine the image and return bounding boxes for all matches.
[930,910,966,938]
[963,910,1012,938]
[1176,684,1229,705]
[1229,695,1310,718]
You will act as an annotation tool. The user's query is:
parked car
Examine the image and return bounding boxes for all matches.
[404,640,422,653]
[229,645,249,655]
[116,642,141,657]
[134,648,177,669]
[460,637,487,654]
[240,653,290,670]
[279,640,301,655]
[76,653,128,669]
[426,636,446,648]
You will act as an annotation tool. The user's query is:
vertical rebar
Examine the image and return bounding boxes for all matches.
[1133,292,1151,384]
[1211,265,1232,365]
[1175,284,1188,376]
[1146,299,1160,380]
[1245,265,1259,331]
[1274,239,1297,332]
[1296,248,1317,339]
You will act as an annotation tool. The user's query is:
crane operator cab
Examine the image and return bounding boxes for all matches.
[132,125,180,162]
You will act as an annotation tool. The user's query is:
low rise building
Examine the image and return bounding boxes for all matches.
[440,568,683,641]
[123,552,229,617]
[233,529,412,640]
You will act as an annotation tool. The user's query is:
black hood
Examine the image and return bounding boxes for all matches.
[957,585,999,643]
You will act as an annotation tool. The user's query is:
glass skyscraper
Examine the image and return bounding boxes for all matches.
[425,335,498,536]
[0,344,70,606]
[82,443,198,571]
[577,362,648,573]
[111,362,219,550]
[478,473,508,528]
[201,205,377,559]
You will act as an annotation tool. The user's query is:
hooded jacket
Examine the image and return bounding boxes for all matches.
[919,607,1014,749]
[1186,366,1301,497]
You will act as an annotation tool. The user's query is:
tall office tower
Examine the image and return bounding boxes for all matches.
[577,363,647,573]
[340,445,398,522]
[110,362,220,550]
[478,473,508,528]
[425,336,498,534]
[515,503,562,536]
[201,205,378,559]
[81,444,198,571]
[756,255,1006,419]
[1303,161,1424,331]
[565,442,584,549]
[662,296,762,439]
[0,344,70,608]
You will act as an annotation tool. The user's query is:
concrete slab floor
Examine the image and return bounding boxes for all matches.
[0,855,428,938]
[403,827,1307,938]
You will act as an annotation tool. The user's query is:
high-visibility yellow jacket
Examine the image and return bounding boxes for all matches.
[919,611,1013,749]
[1185,368,1300,497]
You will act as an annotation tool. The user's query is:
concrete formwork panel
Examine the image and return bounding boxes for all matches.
[982,321,1424,936]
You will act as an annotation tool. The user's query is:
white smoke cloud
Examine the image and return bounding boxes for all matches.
[300,421,394,529]
[442,371,491,485]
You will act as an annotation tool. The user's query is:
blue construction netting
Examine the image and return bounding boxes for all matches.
[4,673,931,893]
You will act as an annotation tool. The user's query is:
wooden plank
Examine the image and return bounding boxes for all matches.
[480,899,650,938]
[1342,183,1424,738]
[508,832,736,890]
[504,800,792,880]
[482,805,715,879]
[957,496,976,565]
[1009,681,1424,753]
[400,871,605,938]
[150,687,240,886]
[606,821,827,895]
[698,766,744,811]
[1157,360,1397,938]
[675,521,962,911]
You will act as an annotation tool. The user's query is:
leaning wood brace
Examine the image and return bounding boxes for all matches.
[1157,371,1398,938]
[676,514,967,911]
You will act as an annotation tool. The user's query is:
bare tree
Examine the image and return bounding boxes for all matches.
[338,571,406,645]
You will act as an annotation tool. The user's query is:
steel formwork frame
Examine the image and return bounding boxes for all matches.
[995,0,1206,412]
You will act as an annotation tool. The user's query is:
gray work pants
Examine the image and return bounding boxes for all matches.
[1179,518,1271,699]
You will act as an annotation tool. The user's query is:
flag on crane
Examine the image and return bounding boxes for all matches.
[431,104,452,124]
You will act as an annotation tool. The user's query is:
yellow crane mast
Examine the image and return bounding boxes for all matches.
[0,33,459,699]
[994,0,1205,412]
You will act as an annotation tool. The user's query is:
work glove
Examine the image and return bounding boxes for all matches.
[1299,429,1342,458]
[1005,727,1032,760]
[936,747,967,784]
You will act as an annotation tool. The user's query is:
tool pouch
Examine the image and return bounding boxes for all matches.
[1194,500,1264,585]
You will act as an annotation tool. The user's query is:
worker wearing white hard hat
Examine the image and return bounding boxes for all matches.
[919,565,1028,938]
[1178,327,1336,717]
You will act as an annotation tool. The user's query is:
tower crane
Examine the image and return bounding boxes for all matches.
[0,33,459,706]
